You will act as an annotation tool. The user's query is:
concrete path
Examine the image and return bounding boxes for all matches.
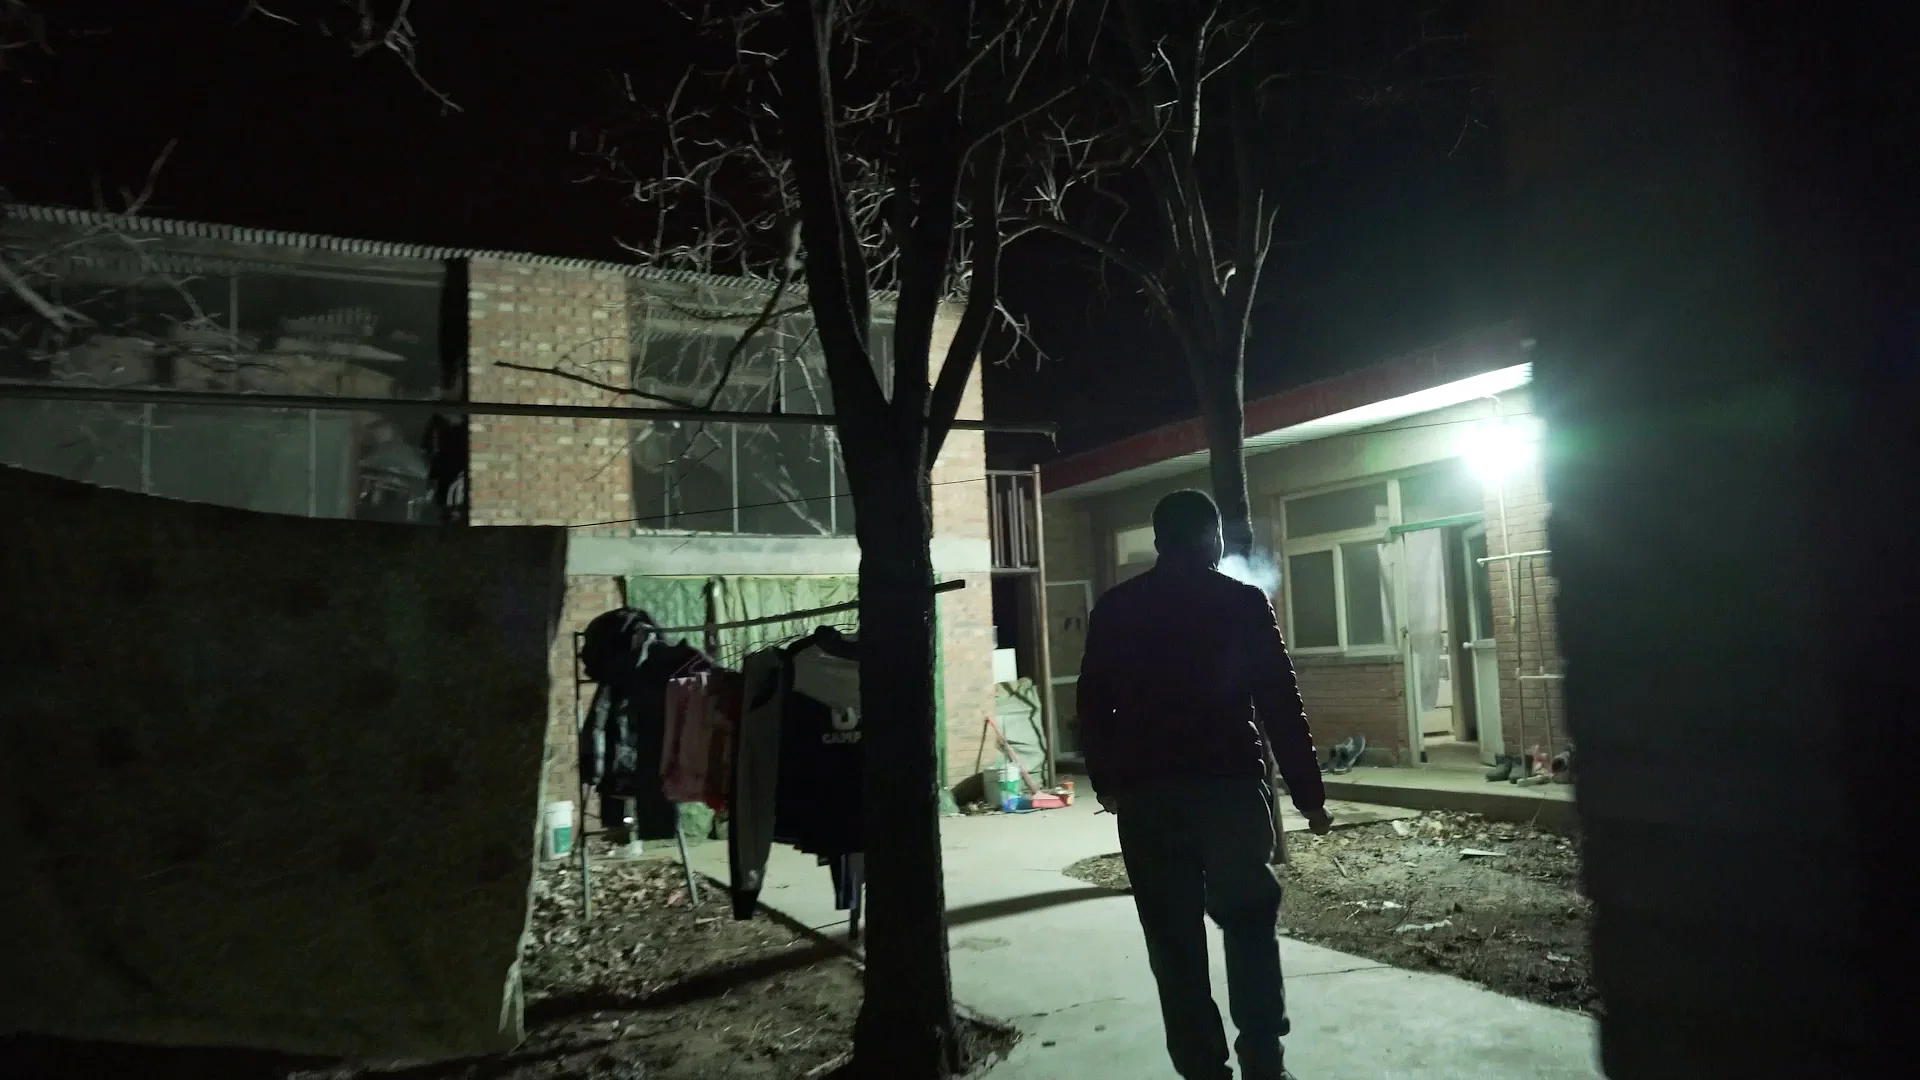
[683,800,1601,1080]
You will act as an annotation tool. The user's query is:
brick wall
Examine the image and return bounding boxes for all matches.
[1041,500,1094,584]
[1482,456,1567,759]
[466,259,635,814]
[466,260,632,529]
[464,269,995,799]
[1295,658,1408,763]
[928,306,996,787]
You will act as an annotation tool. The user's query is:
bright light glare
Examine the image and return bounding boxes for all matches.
[1463,415,1544,483]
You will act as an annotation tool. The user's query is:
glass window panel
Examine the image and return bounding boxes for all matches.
[1399,459,1482,524]
[627,306,844,536]
[235,269,442,397]
[830,432,853,536]
[0,401,146,492]
[736,421,835,535]
[632,325,724,406]
[630,419,734,532]
[1285,482,1389,539]
[1341,542,1390,646]
[1114,525,1156,567]
[148,405,357,517]
[125,274,237,368]
[1287,550,1339,648]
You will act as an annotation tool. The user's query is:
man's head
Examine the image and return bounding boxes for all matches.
[1152,489,1224,568]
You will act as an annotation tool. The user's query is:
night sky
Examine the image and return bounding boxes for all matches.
[3,1,1515,463]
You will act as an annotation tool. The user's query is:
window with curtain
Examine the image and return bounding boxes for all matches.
[1278,477,1424,655]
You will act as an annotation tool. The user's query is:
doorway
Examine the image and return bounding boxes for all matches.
[1460,526,1505,763]
[1401,523,1501,767]
[1043,580,1094,763]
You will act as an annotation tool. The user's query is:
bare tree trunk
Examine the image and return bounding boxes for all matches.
[846,435,959,1078]
[1201,370,1255,557]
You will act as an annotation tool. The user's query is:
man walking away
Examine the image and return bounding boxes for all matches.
[1079,490,1332,1080]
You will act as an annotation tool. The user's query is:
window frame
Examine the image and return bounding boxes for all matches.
[1281,535,1399,658]
[1276,462,1488,657]
[1277,476,1403,658]
[1108,523,1157,586]
[626,310,855,538]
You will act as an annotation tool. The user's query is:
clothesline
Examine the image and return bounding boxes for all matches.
[651,579,966,635]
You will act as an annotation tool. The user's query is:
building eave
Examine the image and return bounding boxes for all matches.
[1041,322,1535,498]
[3,203,904,303]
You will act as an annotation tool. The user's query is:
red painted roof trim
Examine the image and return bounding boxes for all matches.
[1040,322,1531,495]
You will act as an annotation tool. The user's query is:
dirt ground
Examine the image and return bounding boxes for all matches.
[322,858,1016,1080]
[5,856,1013,1080]
[1064,811,1595,1015]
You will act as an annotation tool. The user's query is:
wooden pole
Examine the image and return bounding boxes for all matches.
[1030,466,1059,789]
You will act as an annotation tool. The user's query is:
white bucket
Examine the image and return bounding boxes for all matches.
[543,801,575,860]
[980,763,1021,808]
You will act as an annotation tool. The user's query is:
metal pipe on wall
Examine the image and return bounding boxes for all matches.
[1526,555,1560,752]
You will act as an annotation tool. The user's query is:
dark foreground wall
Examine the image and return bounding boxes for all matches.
[0,466,566,1062]
[1494,2,1919,1076]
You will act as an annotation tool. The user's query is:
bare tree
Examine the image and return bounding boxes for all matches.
[0,0,47,76]
[575,2,1083,1075]
[1014,0,1483,555]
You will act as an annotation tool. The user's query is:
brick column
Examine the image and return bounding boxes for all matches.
[928,305,996,787]
[1482,454,1566,760]
[466,260,635,809]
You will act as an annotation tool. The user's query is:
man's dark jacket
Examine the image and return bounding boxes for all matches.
[1077,561,1327,812]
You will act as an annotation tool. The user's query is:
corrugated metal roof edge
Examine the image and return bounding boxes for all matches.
[1039,319,1533,496]
[3,203,904,302]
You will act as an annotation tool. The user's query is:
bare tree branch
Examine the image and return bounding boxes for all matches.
[242,0,461,112]
[926,142,1003,467]
[701,219,802,409]
[493,362,700,409]
[0,0,49,76]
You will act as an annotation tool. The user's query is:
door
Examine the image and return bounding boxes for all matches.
[1044,580,1094,755]
[1463,526,1505,764]
[1401,528,1456,741]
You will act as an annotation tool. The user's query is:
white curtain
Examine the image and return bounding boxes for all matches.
[1404,528,1448,711]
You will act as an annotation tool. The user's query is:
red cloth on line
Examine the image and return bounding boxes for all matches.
[662,672,740,811]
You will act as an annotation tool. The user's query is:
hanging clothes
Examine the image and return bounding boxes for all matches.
[774,627,864,856]
[711,669,745,803]
[578,606,711,841]
[661,673,714,807]
[730,648,788,919]
[662,671,741,811]
[827,853,865,912]
[725,627,866,920]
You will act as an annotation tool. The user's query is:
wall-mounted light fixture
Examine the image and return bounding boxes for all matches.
[1463,414,1545,483]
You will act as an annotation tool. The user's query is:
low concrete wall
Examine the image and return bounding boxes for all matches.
[1320,775,1578,831]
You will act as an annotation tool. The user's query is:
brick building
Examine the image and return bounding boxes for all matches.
[1036,322,1566,774]
[0,206,1002,819]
